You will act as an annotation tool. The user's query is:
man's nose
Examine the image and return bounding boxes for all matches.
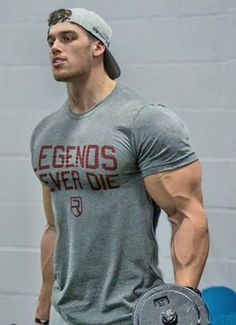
[51,39,62,54]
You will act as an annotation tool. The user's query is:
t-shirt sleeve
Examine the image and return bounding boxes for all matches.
[29,116,50,185]
[131,104,197,177]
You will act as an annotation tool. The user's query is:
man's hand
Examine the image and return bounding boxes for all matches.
[34,294,51,324]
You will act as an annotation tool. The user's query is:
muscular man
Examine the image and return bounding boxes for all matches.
[31,7,209,325]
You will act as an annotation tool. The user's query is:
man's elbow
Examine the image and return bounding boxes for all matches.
[168,200,209,233]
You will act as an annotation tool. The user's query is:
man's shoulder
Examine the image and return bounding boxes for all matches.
[114,83,147,108]
[30,104,65,151]
[133,103,181,126]
[115,84,170,118]
[32,109,59,133]
[117,83,145,100]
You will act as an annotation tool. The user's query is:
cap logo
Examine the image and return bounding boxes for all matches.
[92,26,110,47]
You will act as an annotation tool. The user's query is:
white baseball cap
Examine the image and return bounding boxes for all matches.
[48,8,121,80]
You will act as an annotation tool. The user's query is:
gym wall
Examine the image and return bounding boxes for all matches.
[0,1,235,324]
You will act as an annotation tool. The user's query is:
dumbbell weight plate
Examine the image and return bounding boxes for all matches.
[132,284,209,325]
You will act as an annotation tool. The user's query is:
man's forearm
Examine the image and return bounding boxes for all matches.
[36,225,57,320]
[171,210,209,288]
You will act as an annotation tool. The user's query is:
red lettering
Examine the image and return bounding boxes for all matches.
[99,174,107,190]
[76,145,86,168]
[52,145,65,168]
[86,172,119,191]
[66,146,76,168]
[101,146,118,171]
[86,145,99,169]
[38,173,49,185]
[106,174,120,189]
[61,171,74,190]
[86,172,102,190]
[38,145,52,170]
[39,173,55,192]
[48,172,61,191]
[71,170,83,190]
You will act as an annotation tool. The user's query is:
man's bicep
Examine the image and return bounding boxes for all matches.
[143,160,204,219]
[42,184,56,230]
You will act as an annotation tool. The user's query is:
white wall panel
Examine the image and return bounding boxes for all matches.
[0,158,41,203]
[0,204,45,247]
[200,260,236,289]
[228,9,236,60]
[0,295,37,325]
[0,0,227,23]
[207,210,236,260]
[225,60,236,107]
[178,110,236,158]
[122,63,225,109]
[202,161,236,208]
[0,251,41,294]
[0,67,66,111]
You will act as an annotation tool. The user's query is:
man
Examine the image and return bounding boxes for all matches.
[31,7,209,325]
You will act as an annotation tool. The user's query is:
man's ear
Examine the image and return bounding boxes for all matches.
[93,41,106,57]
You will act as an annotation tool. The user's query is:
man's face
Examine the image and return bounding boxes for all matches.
[47,22,96,82]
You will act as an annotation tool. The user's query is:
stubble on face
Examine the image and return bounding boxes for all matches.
[53,43,93,83]
[49,23,95,83]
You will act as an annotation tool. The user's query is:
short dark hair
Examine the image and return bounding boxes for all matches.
[48,9,72,27]
[48,8,99,43]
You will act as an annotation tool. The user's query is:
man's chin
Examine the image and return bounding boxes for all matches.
[52,70,86,82]
[53,73,69,82]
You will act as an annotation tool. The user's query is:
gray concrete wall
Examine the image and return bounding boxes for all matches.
[0,1,235,324]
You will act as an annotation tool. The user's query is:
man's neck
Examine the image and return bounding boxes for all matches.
[67,73,116,114]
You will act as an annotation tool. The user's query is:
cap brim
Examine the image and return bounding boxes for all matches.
[104,48,121,80]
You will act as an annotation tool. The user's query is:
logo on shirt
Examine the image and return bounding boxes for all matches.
[70,196,83,217]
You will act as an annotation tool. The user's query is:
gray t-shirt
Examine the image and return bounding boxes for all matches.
[30,83,197,325]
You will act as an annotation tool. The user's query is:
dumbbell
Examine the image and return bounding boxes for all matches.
[132,284,209,325]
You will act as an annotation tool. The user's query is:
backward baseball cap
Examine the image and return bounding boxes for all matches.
[48,8,121,80]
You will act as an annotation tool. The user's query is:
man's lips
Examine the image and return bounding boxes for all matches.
[52,57,66,67]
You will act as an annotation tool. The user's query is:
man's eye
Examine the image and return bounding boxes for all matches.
[48,41,54,47]
[63,36,73,42]
[47,38,54,47]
